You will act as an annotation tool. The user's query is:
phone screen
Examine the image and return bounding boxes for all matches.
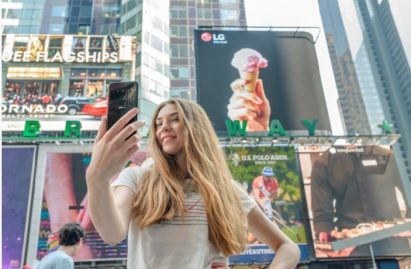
[107,81,138,130]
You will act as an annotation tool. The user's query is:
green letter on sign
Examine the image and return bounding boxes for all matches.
[302,119,318,136]
[23,120,41,137]
[64,121,82,138]
[225,119,247,136]
[268,120,286,136]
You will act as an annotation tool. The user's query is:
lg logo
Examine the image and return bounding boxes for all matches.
[201,32,212,42]
[213,34,225,41]
[200,32,226,44]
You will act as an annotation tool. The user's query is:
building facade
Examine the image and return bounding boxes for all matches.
[169,0,247,100]
[119,0,247,133]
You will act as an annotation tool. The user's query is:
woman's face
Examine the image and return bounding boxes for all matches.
[155,104,185,156]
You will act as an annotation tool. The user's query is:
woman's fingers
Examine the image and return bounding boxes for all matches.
[105,108,139,140]
[121,133,142,152]
[117,120,145,142]
[95,116,107,143]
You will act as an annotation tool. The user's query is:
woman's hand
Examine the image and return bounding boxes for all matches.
[86,108,144,185]
[227,79,271,132]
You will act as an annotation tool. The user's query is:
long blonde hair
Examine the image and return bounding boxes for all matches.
[131,98,247,255]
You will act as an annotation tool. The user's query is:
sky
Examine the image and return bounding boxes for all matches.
[244,0,345,135]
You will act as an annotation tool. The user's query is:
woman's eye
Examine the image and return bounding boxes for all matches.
[172,118,179,122]
[156,122,163,127]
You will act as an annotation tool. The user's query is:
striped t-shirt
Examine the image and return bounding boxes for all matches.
[112,166,256,269]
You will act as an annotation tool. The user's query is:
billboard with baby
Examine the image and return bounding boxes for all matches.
[194,29,332,136]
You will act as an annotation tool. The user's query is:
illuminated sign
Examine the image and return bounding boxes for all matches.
[2,34,136,63]
[2,50,119,63]
[2,104,69,114]
[226,119,318,136]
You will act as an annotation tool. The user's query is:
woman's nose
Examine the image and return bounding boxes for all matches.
[161,121,171,131]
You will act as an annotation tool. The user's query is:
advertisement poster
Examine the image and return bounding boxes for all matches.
[224,146,310,264]
[194,29,333,135]
[298,145,411,258]
[2,34,137,133]
[2,146,36,269]
[36,151,147,261]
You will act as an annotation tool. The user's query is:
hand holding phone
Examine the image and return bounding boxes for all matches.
[107,81,139,130]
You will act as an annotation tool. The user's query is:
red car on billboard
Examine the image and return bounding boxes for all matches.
[82,98,107,117]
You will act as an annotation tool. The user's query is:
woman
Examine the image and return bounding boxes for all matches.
[86,98,300,268]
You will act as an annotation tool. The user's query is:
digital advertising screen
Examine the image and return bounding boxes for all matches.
[298,145,411,258]
[2,34,137,134]
[2,146,36,269]
[194,29,333,135]
[224,146,310,264]
[36,151,148,261]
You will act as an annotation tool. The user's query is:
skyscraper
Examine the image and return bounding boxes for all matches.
[1,0,45,34]
[120,0,246,133]
[169,0,247,100]
[120,0,170,133]
[319,0,411,195]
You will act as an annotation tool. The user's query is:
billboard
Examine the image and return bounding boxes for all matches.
[2,146,36,269]
[224,146,310,264]
[194,29,333,135]
[2,34,136,64]
[2,34,137,129]
[298,145,411,258]
[36,151,147,261]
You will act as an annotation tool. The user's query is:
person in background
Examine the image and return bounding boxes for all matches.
[86,98,300,269]
[252,167,279,220]
[37,222,84,269]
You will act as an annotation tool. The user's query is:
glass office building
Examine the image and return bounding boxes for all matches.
[319,0,411,198]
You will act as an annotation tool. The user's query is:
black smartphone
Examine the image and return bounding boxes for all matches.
[107,81,139,130]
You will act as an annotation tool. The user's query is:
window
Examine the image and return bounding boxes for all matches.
[69,68,122,97]
[51,6,67,17]
[170,25,188,37]
[49,24,64,34]
[171,88,191,99]
[152,16,163,32]
[13,35,30,52]
[150,57,163,73]
[170,44,188,58]
[220,9,238,20]
[48,37,63,57]
[198,8,212,19]
[72,37,86,52]
[149,79,166,97]
[71,68,87,78]
[151,34,163,52]
[170,7,187,18]
[171,67,189,79]
[89,37,103,53]
[124,16,137,32]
